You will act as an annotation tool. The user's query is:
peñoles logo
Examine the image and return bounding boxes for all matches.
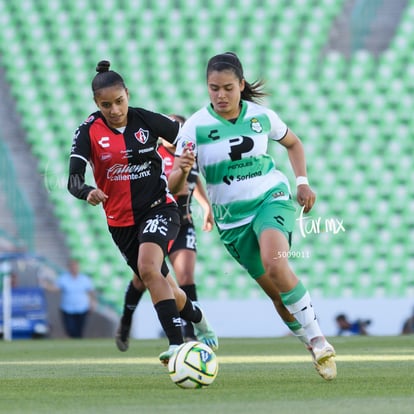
[107,162,151,181]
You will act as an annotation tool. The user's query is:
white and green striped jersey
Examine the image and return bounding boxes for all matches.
[175,100,291,230]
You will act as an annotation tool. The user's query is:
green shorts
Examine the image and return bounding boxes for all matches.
[218,197,296,279]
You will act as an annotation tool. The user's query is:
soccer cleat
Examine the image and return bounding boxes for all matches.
[308,337,337,381]
[193,305,219,351]
[159,344,179,366]
[115,321,131,352]
[314,356,337,381]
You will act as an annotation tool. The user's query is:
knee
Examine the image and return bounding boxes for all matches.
[263,255,289,280]
[137,263,158,285]
[176,272,194,286]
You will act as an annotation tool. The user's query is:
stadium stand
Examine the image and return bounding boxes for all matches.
[0,0,413,311]
[0,138,34,251]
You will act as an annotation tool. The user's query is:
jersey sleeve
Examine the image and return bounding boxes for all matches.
[134,108,180,144]
[67,121,96,200]
[70,120,92,162]
[266,108,288,141]
[174,118,197,157]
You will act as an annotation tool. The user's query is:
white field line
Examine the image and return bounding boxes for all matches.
[1,355,413,366]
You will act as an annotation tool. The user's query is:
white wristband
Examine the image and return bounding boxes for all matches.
[296,176,309,186]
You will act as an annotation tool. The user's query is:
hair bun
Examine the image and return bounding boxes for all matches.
[96,60,111,73]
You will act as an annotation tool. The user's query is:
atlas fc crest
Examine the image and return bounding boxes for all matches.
[134,128,149,144]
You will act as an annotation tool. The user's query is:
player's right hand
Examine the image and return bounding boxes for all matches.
[178,149,195,174]
[87,189,108,206]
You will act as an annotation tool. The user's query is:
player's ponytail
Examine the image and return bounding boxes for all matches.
[95,60,111,73]
[91,60,126,96]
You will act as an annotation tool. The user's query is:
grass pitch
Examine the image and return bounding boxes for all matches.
[0,336,413,414]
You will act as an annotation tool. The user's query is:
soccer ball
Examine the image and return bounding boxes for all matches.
[168,341,218,389]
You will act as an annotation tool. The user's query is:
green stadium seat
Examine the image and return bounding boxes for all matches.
[1,0,413,309]
[319,52,347,85]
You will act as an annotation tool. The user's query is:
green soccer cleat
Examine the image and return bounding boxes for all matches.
[193,306,219,351]
[159,345,179,366]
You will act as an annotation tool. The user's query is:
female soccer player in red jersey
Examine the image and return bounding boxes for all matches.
[67,61,217,364]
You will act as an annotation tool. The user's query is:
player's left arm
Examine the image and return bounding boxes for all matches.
[278,129,316,213]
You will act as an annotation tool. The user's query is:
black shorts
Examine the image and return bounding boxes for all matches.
[169,222,197,255]
[109,203,180,278]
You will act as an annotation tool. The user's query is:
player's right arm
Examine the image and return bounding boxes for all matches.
[168,149,196,194]
[67,156,95,200]
[169,120,197,194]
[67,122,108,205]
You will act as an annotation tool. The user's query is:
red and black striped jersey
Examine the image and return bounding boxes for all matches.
[68,107,180,227]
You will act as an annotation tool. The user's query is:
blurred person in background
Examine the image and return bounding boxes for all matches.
[43,259,96,338]
[335,313,371,336]
[169,51,336,380]
[116,114,214,351]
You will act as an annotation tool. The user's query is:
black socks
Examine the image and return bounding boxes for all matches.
[179,297,202,324]
[154,299,183,345]
[121,281,145,326]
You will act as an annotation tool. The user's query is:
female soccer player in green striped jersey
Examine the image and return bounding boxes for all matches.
[169,52,336,380]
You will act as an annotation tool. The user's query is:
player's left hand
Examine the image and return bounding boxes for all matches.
[202,208,214,232]
[297,185,316,213]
